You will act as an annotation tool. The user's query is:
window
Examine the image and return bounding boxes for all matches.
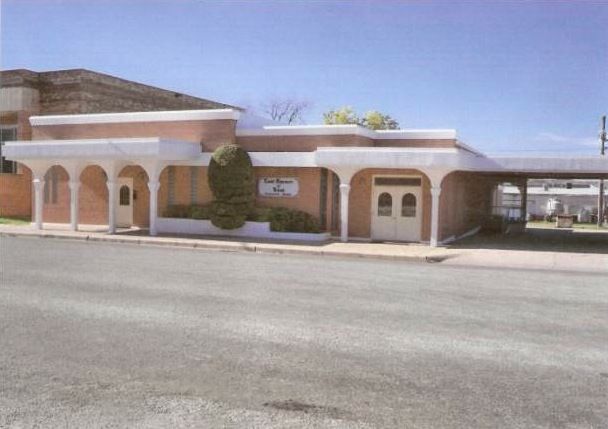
[401,193,417,217]
[119,185,130,206]
[377,192,392,216]
[0,128,17,174]
[44,167,59,204]
[374,177,421,186]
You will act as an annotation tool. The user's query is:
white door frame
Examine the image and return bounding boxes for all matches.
[371,174,423,242]
[116,177,134,228]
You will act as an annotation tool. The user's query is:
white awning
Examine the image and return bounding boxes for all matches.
[3,137,201,162]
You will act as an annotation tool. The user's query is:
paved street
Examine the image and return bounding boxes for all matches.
[0,236,607,428]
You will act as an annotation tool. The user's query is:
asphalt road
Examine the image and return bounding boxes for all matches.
[0,236,607,428]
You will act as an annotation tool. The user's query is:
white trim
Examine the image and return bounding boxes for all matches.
[236,125,457,140]
[374,129,457,140]
[29,109,240,126]
[236,124,376,138]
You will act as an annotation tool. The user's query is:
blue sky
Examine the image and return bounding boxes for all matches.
[2,0,607,153]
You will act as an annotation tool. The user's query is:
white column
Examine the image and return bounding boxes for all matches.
[68,180,80,231]
[107,180,117,234]
[339,183,351,243]
[430,186,442,247]
[32,177,45,230]
[148,180,160,236]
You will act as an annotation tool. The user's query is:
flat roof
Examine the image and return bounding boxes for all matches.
[29,109,241,126]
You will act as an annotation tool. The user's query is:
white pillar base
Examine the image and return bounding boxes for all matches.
[68,181,80,231]
[148,180,160,236]
[33,178,45,230]
[107,180,117,234]
[339,183,351,243]
[430,186,442,247]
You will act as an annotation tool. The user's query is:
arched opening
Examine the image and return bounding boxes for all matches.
[42,165,70,223]
[348,168,431,241]
[78,165,109,226]
[118,165,150,227]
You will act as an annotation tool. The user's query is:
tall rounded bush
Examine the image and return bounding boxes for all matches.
[208,144,254,229]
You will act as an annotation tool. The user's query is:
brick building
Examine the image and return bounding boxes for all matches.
[3,69,607,246]
[0,68,235,218]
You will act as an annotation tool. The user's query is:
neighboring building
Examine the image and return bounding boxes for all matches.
[0,68,235,217]
[3,69,608,246]
[499,179,608,220]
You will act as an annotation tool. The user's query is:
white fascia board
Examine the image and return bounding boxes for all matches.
[315,147,482,171]
[484,155,608,174]
[3,138,201,161]
[237,125,459,140]
[168,152,317,168]
[29,109,240,126]
[236,124,377,139]
[374,129,457,140]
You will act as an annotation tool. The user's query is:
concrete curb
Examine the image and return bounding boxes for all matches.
[0,229,453,263]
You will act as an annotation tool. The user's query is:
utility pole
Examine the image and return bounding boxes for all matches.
[598,116,606,227]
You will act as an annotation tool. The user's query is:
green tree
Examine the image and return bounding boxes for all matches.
[322,106,399,130]
[323,106,359,125]
[208,144,254,229]
[361,111,399,130]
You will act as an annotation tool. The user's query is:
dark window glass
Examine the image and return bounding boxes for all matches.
[0,128,17,174]
[401,193,417,217]
[119,185,130,206]
[378,192,392,216]
[374,177,421,186]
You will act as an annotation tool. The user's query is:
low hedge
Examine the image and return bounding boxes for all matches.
[163,205,320,233]
[163,204,212,220]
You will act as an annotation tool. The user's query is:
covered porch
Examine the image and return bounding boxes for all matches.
[3,137,201,235]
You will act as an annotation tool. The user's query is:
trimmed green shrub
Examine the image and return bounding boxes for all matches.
[267,207,320,233]
[163,205,190,218]
[208,145,254,229]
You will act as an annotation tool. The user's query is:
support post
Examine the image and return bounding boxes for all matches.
[430,186,442,247]
[598,179,605,227]
[339,183,351,243]
[32,177,45,230]
[519,179,528,223]
[148,180,160,236]
[107,180,117,234]
[68,180,80,231]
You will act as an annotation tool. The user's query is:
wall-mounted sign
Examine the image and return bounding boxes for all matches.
[258,177,299,197]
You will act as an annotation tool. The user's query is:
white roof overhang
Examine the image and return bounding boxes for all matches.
[3,137,201,162]
[314,147,482,172]
[482,155,608,175]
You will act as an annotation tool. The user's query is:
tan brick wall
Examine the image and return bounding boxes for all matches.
[438,172,494,241]
[236,135,373,152]
[32,120,237,149]
[0,169,31,218]
[346,168,432,240]
[254,167,325,219]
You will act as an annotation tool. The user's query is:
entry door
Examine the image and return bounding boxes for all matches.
[371,180,422,242]
[116,178,133,228]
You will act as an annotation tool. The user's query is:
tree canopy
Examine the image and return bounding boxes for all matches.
[323,106,399,130]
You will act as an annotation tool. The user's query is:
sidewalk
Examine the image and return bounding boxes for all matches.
[0,223,456,263]
[1,224,607,273]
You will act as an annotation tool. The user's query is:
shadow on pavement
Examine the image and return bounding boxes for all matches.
[448,227,608,254]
